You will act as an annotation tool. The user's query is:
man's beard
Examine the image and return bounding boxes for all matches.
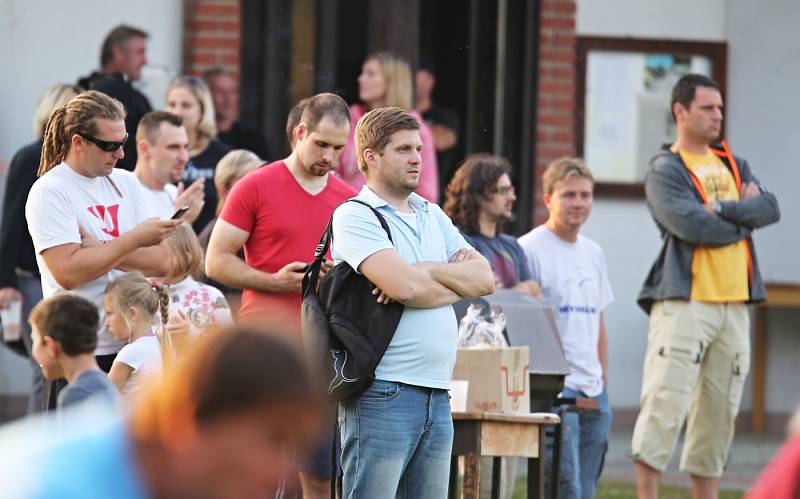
[308,162,332,177]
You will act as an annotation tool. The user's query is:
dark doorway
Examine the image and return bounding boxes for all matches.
[240,0,540,233]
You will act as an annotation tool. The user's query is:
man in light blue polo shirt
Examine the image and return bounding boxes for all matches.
[332,107,495,499]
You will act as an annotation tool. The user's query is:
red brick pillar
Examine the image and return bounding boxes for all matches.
[182,0,242,77]
[533,0,577,225]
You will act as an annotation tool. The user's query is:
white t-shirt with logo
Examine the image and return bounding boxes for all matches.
[518,226,613,397]
[26,162,149,354]
[134,177,178,220]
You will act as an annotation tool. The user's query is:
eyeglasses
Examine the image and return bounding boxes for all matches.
[77,132,128,152]
[489,185,515,196]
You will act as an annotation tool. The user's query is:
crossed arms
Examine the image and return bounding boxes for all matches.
[359,247,495,308]
[646,159,779,247]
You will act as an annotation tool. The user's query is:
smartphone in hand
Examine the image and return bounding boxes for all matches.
[171,205,190,220]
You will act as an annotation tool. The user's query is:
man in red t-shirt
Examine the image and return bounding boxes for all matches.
[206,93,354,498]
[206,93,355,333]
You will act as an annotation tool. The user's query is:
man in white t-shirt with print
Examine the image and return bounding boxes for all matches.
[518,157,613,499]
[26,90,180,373]
[133,111,204,222]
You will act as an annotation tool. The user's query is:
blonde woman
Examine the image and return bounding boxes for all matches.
[338,53,440,202]
[166,76,231,233]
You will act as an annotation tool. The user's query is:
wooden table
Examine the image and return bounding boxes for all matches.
[449,411,560,499]
[752,283,800,433]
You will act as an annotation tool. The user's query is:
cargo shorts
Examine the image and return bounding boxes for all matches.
[631,300,750,477]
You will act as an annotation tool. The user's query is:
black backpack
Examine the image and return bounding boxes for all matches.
[301,199,404,402]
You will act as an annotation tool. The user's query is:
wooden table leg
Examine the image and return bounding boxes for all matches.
[463,452,481,499]
[752,307,767,433]
[527,427,545,499]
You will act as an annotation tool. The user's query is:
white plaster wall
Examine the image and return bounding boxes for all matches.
[580,202,662,408]
[577,0,800,414]
[726,0,800,415]
[0,0,184,395]
[577,0,726,41]
[725,0,800,285]
[0,0,184,163]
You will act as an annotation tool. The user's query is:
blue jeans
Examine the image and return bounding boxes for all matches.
[338,380,453,499]
[547,388,612,499]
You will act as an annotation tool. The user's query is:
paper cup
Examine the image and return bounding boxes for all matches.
[449,379,469,413]
[1,300,22,342]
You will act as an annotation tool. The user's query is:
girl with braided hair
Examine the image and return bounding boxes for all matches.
[104,272,170,406]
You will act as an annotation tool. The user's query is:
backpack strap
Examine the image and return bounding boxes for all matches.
[302,199,393,295]
[344,199,393,243]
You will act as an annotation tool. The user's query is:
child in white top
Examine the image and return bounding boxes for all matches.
[104,273,170,406]
[161,222,232,342]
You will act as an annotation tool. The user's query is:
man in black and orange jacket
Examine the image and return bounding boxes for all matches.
[632,74,780,499]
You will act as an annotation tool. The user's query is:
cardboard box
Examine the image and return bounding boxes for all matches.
[452,346,530,413]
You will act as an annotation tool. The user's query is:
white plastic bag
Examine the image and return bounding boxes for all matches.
[458,303,508,348]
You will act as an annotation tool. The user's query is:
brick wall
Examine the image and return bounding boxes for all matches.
[182,0,242,77]
[533,0,577,225]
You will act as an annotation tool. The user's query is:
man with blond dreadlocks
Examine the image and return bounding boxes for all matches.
[26,90,179,380]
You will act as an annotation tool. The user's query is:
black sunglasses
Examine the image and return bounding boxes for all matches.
[77,132,128,152]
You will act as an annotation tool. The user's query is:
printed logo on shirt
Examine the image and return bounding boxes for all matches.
[557,273,598,315]
[87,204,121,237]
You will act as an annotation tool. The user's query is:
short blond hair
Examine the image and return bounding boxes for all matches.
[542,157,594,195]
[355,107,419,174]
[166,76,217,142]
[167,222,205,281]
[33,84,79,138]
[214,149,263,213]
[368,53,413,110]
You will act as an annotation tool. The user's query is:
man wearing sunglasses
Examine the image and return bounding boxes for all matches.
[27,91,180,376]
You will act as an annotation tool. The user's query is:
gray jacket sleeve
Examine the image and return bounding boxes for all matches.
[716,158,780,229]
[645,161,751,247]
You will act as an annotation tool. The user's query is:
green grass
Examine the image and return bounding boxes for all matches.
[595,480,744,499]
[510,479,744,498]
